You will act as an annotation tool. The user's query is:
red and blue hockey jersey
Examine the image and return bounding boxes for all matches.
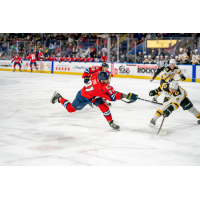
[81,72,121,101]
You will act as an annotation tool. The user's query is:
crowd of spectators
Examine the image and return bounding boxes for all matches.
[0,33,199,63]
[136,47,200,65]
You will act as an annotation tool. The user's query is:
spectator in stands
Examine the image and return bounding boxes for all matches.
[112,44,118,53]
[136,52,143,63]
[110,56,115,63]
[85,47,94,58]
[119,43,124,53]
[97,51,102,59]
[91,45,96,53]
[68,34,74,43]
[157,48,164,57]
[111,34,117,40]
[192,43,198,52]
[52,42,57,50]
[100,53,107,62]
[151,33,156,39]
[102,44,107,55]
[71,47,77,57]
[49,43,53,49]
[137,33,142,41]
[91,33,97,42]
[146,33,151,39]
[150,49,156,60]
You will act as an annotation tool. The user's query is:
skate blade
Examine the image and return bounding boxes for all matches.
[149,123,155,127]
[158,131,168,136]
[51,91,57,104]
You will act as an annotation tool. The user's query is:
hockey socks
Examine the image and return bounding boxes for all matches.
[98,103,112,122]
[60,98,76,113]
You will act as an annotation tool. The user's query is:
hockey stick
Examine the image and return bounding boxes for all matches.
[121,98,163,105]
[138,98,163,105]
[157,116,167,135]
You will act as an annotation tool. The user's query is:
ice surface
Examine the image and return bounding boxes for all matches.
[0,71,200,166]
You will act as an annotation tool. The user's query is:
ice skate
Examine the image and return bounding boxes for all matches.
[51,91,63,104]
[109,120,120,130]
[149,118,156,127]
[198,120,200,124]
[13,69,15,72]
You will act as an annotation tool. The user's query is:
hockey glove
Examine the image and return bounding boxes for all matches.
[149,89,158,96]
[163,105,174,117]
[180,74,186,81]
[84,77,90,84]
[126,93,138,101]
[21,61,23,64]
[59,61,61,63]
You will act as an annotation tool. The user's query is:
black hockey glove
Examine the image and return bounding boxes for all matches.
[84,77,90,84]
[126,93,138,102]
[163,105,174,117]
[59,60,61,63]
[149,89,158,96]
[180,74,186,81]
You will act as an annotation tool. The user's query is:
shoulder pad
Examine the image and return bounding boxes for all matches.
[163,83,169,91]
[165,67,170,72]
[174,66,179,69]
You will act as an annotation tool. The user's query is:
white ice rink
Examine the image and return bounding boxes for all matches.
[0,71,200,166]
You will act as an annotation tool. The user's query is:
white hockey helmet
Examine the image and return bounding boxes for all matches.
[170,55,173,58]
[148,55,151,58]
[175,56,178,59]
[165,55,168,58]
[156,56,159,59]
[195,49,198,52]
[144,55,147,58]
[169,59,176,64]
[180,48,183,52]
[169,81,179,90]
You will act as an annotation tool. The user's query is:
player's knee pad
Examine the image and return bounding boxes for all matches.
[180,97,193,110]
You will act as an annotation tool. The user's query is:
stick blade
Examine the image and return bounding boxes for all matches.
[158,131,168,136]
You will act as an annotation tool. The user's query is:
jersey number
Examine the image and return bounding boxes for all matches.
[31,55,35,60]
[85,80,94,92]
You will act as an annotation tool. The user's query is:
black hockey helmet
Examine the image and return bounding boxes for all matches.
[98,71,110,81]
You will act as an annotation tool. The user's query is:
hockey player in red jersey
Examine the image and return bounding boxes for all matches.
[51,55,57,61]
[80,56,86,62]
[38,50,44,61]
[85,55,94,62]
[59,55,66,62]
[82,62,111,107]
[11,54,23,72]
[82,63,109,84]
[100,54,107,62]
[51,71,138,130]
[27,50,38,72]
